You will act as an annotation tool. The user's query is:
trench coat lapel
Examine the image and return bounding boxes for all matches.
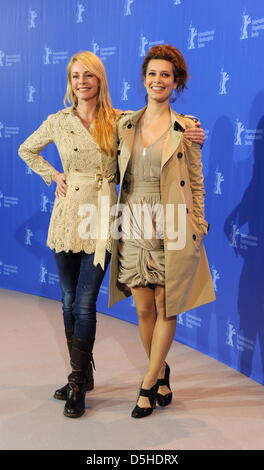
[120,106,190,173]
[161,108,187,169]
[119,107,147,176]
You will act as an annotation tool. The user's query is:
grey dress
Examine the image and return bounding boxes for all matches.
[118,121,171,288]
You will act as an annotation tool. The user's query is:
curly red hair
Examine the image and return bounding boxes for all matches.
[142,44,189,94]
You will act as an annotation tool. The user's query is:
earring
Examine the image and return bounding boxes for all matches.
[170,89,177,103]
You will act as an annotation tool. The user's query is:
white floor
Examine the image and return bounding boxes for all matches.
[1,288,264,450]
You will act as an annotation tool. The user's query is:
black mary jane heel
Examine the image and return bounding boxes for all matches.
[131,382,158,419]
[157,363,173,407]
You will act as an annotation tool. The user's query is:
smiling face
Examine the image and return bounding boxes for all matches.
[70,60,100,104]
[144,59,177,104]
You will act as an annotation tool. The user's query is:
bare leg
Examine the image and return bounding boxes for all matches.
[131,286,167,383]
[138,286,176,408]
[131,286,156,358]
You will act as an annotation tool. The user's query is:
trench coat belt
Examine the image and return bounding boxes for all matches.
[66,171,115,270]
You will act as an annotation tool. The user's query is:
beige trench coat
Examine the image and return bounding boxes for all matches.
[109,106,216,317]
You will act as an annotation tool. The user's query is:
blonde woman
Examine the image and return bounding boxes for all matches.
[109,45,215,418]
[18,50,205,419]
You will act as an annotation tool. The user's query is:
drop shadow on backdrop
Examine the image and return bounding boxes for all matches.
[224,91,264,384]
[196,115,235,367]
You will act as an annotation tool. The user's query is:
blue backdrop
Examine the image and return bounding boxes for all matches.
[1,0,264,384]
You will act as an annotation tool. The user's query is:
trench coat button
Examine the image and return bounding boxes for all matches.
[186,208,189,213]
[192,234,196,240]
[74,148,78,151]
[174,121,184,132]
[117,150,121,155]
[75,186,79,191]
[127,123,132,129]
[177,152,183,158]
[71,131,74,134]
[180,180,185,186]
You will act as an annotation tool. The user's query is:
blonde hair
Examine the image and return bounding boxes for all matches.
[64,51,118,156]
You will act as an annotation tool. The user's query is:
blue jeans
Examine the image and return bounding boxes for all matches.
[54,251,111,341]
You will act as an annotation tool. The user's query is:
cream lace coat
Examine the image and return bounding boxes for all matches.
[18,107,118,259]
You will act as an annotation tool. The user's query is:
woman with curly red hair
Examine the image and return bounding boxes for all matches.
[109,44,215,418]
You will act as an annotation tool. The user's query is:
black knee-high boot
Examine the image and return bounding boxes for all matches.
[54,331,94,400]
[63,336,94,418]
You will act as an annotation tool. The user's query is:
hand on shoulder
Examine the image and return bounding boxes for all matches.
[182,114,204,146]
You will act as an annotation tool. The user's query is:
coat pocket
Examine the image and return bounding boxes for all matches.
[189,213,208,249]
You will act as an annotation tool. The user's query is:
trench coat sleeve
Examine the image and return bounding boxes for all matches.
[184,119,208,230]
[18,114,60,186]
